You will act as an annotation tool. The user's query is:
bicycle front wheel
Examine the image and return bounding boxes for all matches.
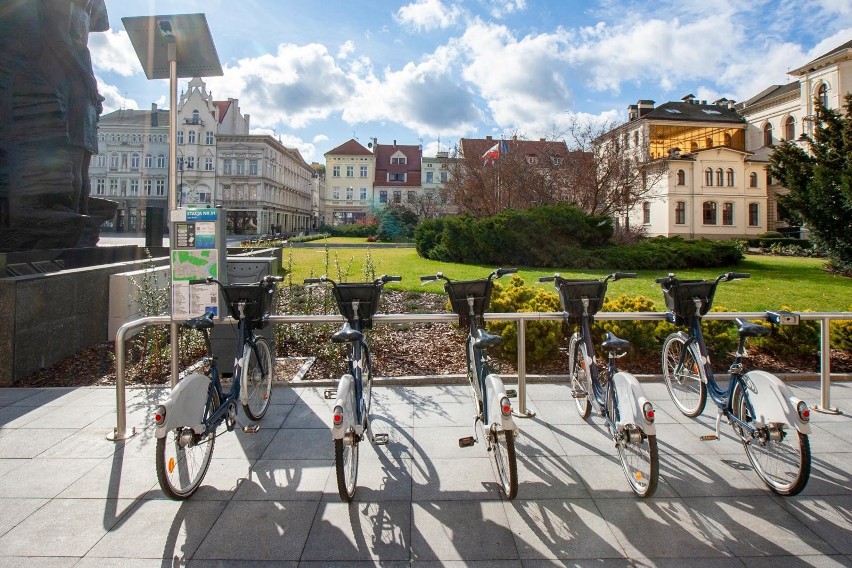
[156,388,218,500]
[490,425,518,500]
[662,333,707,417]
[570,333,592,419]
[242,336,273,421]
[733,384,811,496]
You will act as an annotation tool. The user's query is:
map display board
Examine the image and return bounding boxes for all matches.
[170,208,225,319]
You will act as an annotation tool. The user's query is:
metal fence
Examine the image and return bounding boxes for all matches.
[109,310,850,441]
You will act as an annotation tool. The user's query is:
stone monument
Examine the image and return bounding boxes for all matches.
[0,0,116,252]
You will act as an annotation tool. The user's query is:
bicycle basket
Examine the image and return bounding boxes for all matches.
[445,279,492,328]
[332,283,383,328]
[554,278,607,319]
[222,281,276,329]
[661,279,718,324]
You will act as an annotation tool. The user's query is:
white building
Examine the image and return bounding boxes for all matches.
[323,139,376,226]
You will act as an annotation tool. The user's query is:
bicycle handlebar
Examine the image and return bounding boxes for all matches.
[538,272,636,284]
[655,272,750,285]
[304,274,402,287]
[421,268,517,285]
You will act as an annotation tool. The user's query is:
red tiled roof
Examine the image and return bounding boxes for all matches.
[325,138,373,156]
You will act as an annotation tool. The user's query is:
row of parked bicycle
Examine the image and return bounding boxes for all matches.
[151,269,812,502]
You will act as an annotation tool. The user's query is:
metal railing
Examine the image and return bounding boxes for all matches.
[109,310,850,441]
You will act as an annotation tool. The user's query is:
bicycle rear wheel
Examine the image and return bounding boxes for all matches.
[156,388,218,500]
[662,333,707,417]
[733,384,811,496]
[570,333,592,419]
[335,377,360,502]
[490,424,518,499]
[242,336,273,421]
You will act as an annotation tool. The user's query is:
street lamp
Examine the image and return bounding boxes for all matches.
[122,13,223,392]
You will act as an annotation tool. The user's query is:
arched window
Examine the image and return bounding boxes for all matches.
[677,169,685,185]
[703,201,717,225]
[763,123,773,147]
[705,168,713,186]
[144,154,152,168]
[784,116,795,141]
[110,152,119,169]
[716,168,724,187]
[726,168,734,187]
[642,202,651,225]
[157,154,166,168]
[749,172,758,188]
[131,153,140,169]
[818,83,829,109]
[192,110,200,123]
[724,133,732,146]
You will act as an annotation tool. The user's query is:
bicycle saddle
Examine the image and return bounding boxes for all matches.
[601,332,630,355]
[472,327,502,350]
[735,318,770,337]
[184,313,214,330]
[331,321,364,343]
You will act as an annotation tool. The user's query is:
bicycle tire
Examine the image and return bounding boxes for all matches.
[661,333,707,417]
[242,335,274,421]
[605,382,658,498]
[570,333,592,419]
[335,379,359,502]
[360,344,372,430]
[155,387,218,500]
[732,383,811,496]
[490,424,518,500]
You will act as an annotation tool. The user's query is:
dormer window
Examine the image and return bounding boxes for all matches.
[390,151,407,165]
[526,155,539,165]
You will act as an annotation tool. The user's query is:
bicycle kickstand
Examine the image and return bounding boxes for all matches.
[699,408,723,441]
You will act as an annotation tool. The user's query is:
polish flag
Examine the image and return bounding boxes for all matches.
[482,139,508,164]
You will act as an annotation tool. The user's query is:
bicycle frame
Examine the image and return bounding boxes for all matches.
[330,298,369,441]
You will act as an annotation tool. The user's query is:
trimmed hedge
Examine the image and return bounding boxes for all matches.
[415,205,743,269]
[746,237,812,249]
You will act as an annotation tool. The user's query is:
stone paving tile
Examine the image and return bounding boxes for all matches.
[0,457,102,498]
[0,559,79,568]
[324,454,413,502]
[0,428,77,458]
[410,500,519,561]
[776,495,852,555]
[0,498,48,538]
[0,404,54,429]
[233,459,331,501]
[58,455,158,500]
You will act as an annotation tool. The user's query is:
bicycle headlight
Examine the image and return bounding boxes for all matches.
[154,405,166,426]
[642,401,655,423]
[796,400,810,423]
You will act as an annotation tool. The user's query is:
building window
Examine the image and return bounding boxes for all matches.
[236,160,245,175]
[391,156,407,165]
[156,179,165,196]
[97,154,106,167]
[379,190,387,203]
[223,159,232,174]
[360,188,367,200]
[703,201,717,225]
[177,131,184,144]
[818,83,829,109]
[526,156,539,164]
[157,154,166,168]
[715,168,723,187]
[109,179,118,195]
[440,171,448,183]
[726,168,734,187]
[393,190,402,203]
[144,179,151,196]
[250,159,259,175]
[724,133,732,146]
[676,169,685,185]
[749,203,760,226]
[784,116,795,141]
[188,131,196,144]
[205,157,214,171]
[705,137,713,149]
[675,201,686,225]
[185,156,195,170]
[332,187,340,200]
[345,187,353,200]
[144,154,152,168]
[552,156,563,166]
[346,165,354,177]
[408,191,416,203]
[426,171,434,183]
[749,172,758,188]
[206,131,214,145]
[642,202,651,225]
[722,202,734,226]
[192,110,200,123]
[360,165,368,177]
[131,153,140,169]
[388,172,406,182]
[110,153,119,169]
[704,168,713,186]
[96,179,105,195]
[130,179,139,196]
[332,165,340,177]
[763,123,773,147]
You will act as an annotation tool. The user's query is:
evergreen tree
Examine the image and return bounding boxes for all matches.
[768,94,852,272]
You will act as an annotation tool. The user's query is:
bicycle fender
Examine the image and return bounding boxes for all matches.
[611,371,656,436]
[742,370,811,434]
[236,348,252,406]
[332,374,356,440]
[154,373,211,438]
[485,373,517,432]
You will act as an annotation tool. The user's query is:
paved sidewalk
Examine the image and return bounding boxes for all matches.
[0,380,850,566]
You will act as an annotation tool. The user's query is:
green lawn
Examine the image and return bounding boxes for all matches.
[280,246,850,312]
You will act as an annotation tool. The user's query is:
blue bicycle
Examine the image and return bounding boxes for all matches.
[657,272,812,495]
[154,275,281,499]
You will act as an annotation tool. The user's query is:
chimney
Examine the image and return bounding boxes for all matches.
[151,103,158,127]
[637,100,655,117]
[628,104,638,121]
[485,135,493,141]
[682,94,696,104]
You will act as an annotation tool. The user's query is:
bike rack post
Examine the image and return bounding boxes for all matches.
[815,316,840,414]
[514,317,535,418]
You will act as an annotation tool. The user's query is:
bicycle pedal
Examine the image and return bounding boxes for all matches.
[505,389,517,398]
[571,389,587,399]
[372,433,389,445]
[458,436,476,448]
[700,434,718,441]
[323,389,337,399]
[242,424,260,434]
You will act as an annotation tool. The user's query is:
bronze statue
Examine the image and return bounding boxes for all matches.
[0,0,115,251]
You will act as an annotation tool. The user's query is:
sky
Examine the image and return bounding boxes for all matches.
[91,0,852,163]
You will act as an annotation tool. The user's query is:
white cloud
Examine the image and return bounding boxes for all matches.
[485,0,527,19]
[96,77,139,113]
[337,40,356,60]
[89,29,142,77]
[395,0,464,31]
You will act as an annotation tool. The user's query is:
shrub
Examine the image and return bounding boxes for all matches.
[486,275,563,364]
[592,294,661,365]
[751,306,820,357]
[830,307,852,350]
